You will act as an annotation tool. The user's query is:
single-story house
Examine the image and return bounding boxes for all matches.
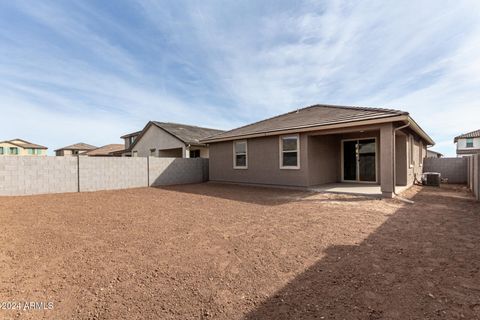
[84,144,124,157]
[124,121,223,158]
[55,143,97,156]
[0,139,47,156]
[454,129,480,157]
[426,149,443,158]
[201,104,434,198]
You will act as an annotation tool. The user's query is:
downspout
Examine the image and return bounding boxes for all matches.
[393,121,411,196]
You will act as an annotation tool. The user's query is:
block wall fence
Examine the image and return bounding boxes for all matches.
[423,157,468,184]
[0,156,209,196]
[424,156,479,201]
[466,154,480,201]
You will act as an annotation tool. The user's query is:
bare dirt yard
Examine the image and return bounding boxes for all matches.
[0,183,479,320]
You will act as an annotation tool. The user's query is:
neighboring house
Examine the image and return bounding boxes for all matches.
[119,131,142,157]
[426,149,443,158]
[84,144,124,157]
[55,143,97,156]
[0,139,47,156]
[201,104,434,198]
[125,121,223,158]
[454,129,480,157]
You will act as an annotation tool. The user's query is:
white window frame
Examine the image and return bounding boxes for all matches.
[279,134,300,170]
[233,140,248,169]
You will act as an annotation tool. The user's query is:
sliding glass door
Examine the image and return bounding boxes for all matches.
[343,139,377,182]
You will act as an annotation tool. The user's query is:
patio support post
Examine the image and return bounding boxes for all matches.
[380,123,395,198]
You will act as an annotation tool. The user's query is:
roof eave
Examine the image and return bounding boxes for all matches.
[202,115,435,145]
[201,115,410,143]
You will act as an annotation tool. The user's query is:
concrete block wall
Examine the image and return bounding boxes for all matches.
[149,157,208,186]
[423,157,468,184]
[474,155,479,200]
[0,156,78,196]
[0,156,209,196]
[78,157,148,192]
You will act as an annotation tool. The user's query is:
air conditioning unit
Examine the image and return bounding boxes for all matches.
[422,172,441,187]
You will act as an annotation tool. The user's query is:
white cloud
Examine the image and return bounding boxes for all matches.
[0,0,479,157]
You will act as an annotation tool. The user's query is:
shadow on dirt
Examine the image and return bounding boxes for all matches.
[243,185,480,319]
[160,182,378,206]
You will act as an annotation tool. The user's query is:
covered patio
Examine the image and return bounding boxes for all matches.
[306,122,419,198]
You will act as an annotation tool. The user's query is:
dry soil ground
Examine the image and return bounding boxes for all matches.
[0,183,479,320]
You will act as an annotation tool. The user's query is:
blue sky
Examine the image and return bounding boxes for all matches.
[0,1,479,156]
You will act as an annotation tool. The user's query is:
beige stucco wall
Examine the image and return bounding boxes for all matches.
[406,133,426,185]
[56,149,73,156]
[131,125,185,157]
[0,141,46,156]
[209,134,310,187]
[395,134,408,186]
[307,135,339,185]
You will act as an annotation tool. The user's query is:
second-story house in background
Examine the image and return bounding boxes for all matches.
[121,121,223,158]
[119,131,142,157]
[454,129,480,157]
[55,143,97,156]
[0,139,48,156]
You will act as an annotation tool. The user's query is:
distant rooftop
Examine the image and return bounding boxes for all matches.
[84,144,124,156]
[454,129,480,142]
[0,138,47,149]
[55,142,97,152]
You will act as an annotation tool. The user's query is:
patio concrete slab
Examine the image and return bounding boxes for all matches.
[310,183,409,198]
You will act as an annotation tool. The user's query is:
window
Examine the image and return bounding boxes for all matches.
[150,148,156,156]
[9,147,18,155]
[233,140,247,169]
[0,147,3,155]
[280,135,300,169]
[189,150,200,158]
[27,148,34,155]
[466,138,474,148]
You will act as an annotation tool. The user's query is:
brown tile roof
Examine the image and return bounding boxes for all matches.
[128,121,224,151]
[1,139,48,149]
[454,129,480,142]
[54,143,97,152]
[152,122,224,146]
[84,144,124,156]
[201,104,409,142]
